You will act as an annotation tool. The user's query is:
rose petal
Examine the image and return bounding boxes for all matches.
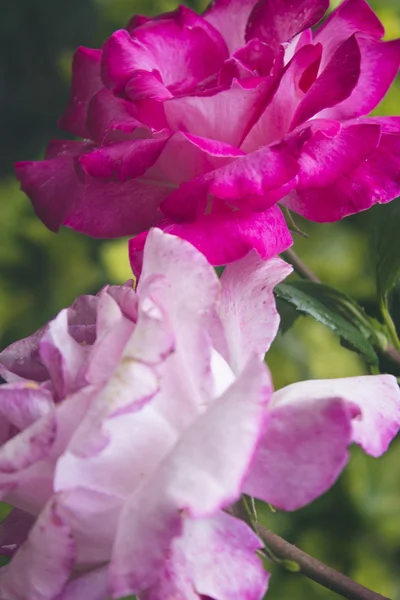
[291,34,361,129]
[0,328,48,383]
[246,0,329,49]
[0,383,53,431]
[130,205,293,271]
[315,0,384,67]
[14,141,92,233]
[39,310,89,399]
[295,120,381,188]
[245,394,353,510]
[214,253,292,372]
[58,47,102,138]
[165,77,275,147]
[318,35,400,121]
[142,513,268,600]
[283,119,400,221]
[57,566,108,600]
[0,500,74,600]
[101,7,228,91]
[242,43,322,150]
[110,357,271,597]
[86,88,156,144]
[77,136,170,182]
[245,374,400,510]
[203,0,258,52]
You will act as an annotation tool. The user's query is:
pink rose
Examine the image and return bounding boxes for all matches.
[0,229,399,599]
[15,0,400,266]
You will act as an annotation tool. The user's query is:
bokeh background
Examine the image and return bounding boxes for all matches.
[1,0,400,598]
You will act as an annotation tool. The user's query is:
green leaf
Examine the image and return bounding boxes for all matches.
[276,297,300,333]
[374,198,400,302]
[275,282,380,366]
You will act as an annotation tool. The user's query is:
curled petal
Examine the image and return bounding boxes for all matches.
[284,119,400,221]
[77,137,170,182]
[130,206,293,271]
[295,120,381,188]
[0,408,56,475]
[214,253,292,373]
[165,78,275,147]
[0,329,48,383]
[57,567,108,600]
[0,383,53,431]
[245,374,400,510]
[101,7,228,91]
[58,47,102,138]
[277,376,400,457]
[315,0,385,65]
[245,396,353,511]
[203,0,258,52]
[39,310,88,399]
[291,34,361,129]
[14,141,92,233]
[142,513,268,600]
[242,43,322,150]
[86,88,156,144]
[319,36,400,121]
[246,0,329,49]
[0,499,75,600]
[110,358,271,597]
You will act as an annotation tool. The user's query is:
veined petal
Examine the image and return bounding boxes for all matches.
[39,310,88,399]
[318,35,400,121]
[0,500,74,600]
[142,513,268,600]
[242,43,322,150]
[245,374,400,510]
[314,0,385,67]
[291,34,361,129]
[129,206,293,271]
[295,120,381,188]
[283,119,400,222]
[139,228,219,402]
[77,137,170,182]
[203,0,258,53]
[165,78,275,147]
[215,253,292,373]
[56,566,108,600]
[246,0,329,49]
[279,376,400,457]
[110,358,270,597]
[58,47,102,138]
[101,7,228,91]
[14,141,93,233]
[86,88,157,144]
[0,328,48,383]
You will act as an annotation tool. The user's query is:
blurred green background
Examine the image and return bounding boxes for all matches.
[1,0,400,598]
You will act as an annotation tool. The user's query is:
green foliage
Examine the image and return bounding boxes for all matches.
[1,1,400,599]
[374,198,400,305]
[275,281,380,367]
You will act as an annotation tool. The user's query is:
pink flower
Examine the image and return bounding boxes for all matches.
[15,0,400,266]
[0,229,399,599]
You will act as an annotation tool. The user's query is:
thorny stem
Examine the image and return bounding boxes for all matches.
[255,525,390,600]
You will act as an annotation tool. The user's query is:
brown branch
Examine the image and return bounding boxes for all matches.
[283,248,321,283]
[256,525,390,600]
[382,343,400,370]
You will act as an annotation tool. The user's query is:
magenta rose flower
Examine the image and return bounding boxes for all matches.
[0,229,399,599]
[15,0,400,266]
